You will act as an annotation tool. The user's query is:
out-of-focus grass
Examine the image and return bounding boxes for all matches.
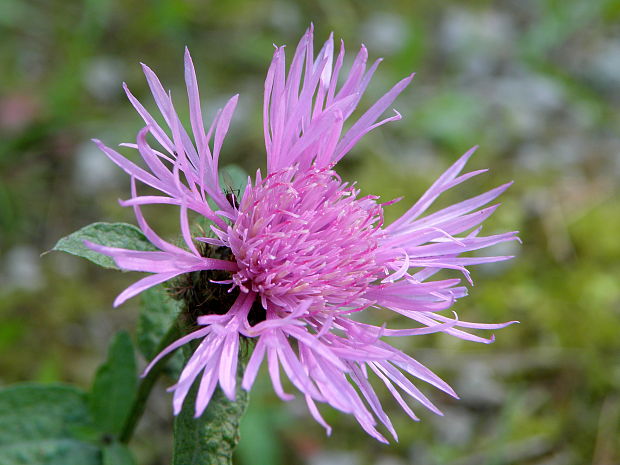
[1,0,619,464]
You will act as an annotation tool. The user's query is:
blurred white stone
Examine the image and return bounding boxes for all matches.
[375,456,406,465]
[455,360,505,406]
[504,74,564,111]
[515,143,548,172]
[549,134,587,168]
[490,72,565,137]
[516,134,594,174]
[440,8,516,75]
[73,141,120,194]
[442,8,515,52]
[270,1,301,34]
[536,450,578,465]
[361,13,408,54]
[83,56,124,102]
[431,406,474,445]
[589,39,620,87]
[48,249,80,277]
[604,137,620,177]
[307,451,361,465]
[408,442,435,465]
[397,142,441,174]
[2,245,43,291]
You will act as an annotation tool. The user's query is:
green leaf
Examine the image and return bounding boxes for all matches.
[118,322,184,445]
[50,222,157,269]
[102,442,135,465]
[0,384,100,465]
[138,286,184,376]
[138,286,181,359]
[172,339,253,465]
[90,331,138,436]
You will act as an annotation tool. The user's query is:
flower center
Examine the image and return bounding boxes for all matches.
[228,166,386,313]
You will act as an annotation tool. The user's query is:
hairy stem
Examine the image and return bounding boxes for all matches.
[172,338,253,465]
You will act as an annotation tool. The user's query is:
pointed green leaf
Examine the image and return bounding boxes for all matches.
[0,384,100,465]
[117,316,184,444]
[50,222,156,269]
[90,331,138,436]
[138,286,181,360]
[138,286,184,376]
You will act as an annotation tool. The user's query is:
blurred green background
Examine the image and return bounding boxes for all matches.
[1,0,619,464]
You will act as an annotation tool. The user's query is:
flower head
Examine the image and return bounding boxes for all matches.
[87,27,519,442]
[230,165,386,311]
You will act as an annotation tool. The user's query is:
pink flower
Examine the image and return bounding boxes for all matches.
[87,27,518,442]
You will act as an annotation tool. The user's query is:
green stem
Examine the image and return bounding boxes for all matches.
[119,319,183,444]
[172,338,253,465]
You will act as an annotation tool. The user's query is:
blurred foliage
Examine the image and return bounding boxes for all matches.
[1,0,619,464]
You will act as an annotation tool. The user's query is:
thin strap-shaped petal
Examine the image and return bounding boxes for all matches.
[114,271,187,307]
[93,139,167,193]
[267,345,295,401]
[129,177,189,255]
[123,84,175,153]
[333,73,414,162]
[184,47,209,157]
[350,364,397,440]
[405,183,514,233]
[140,63,199,165]
[305,395,332,435]
[372,361,442,415]
[218,332,240,400]
[242,337,267,390]
[373,364,420,421]
[388,146,479,231]
[142,326,212,375]
[194,359,221,416]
